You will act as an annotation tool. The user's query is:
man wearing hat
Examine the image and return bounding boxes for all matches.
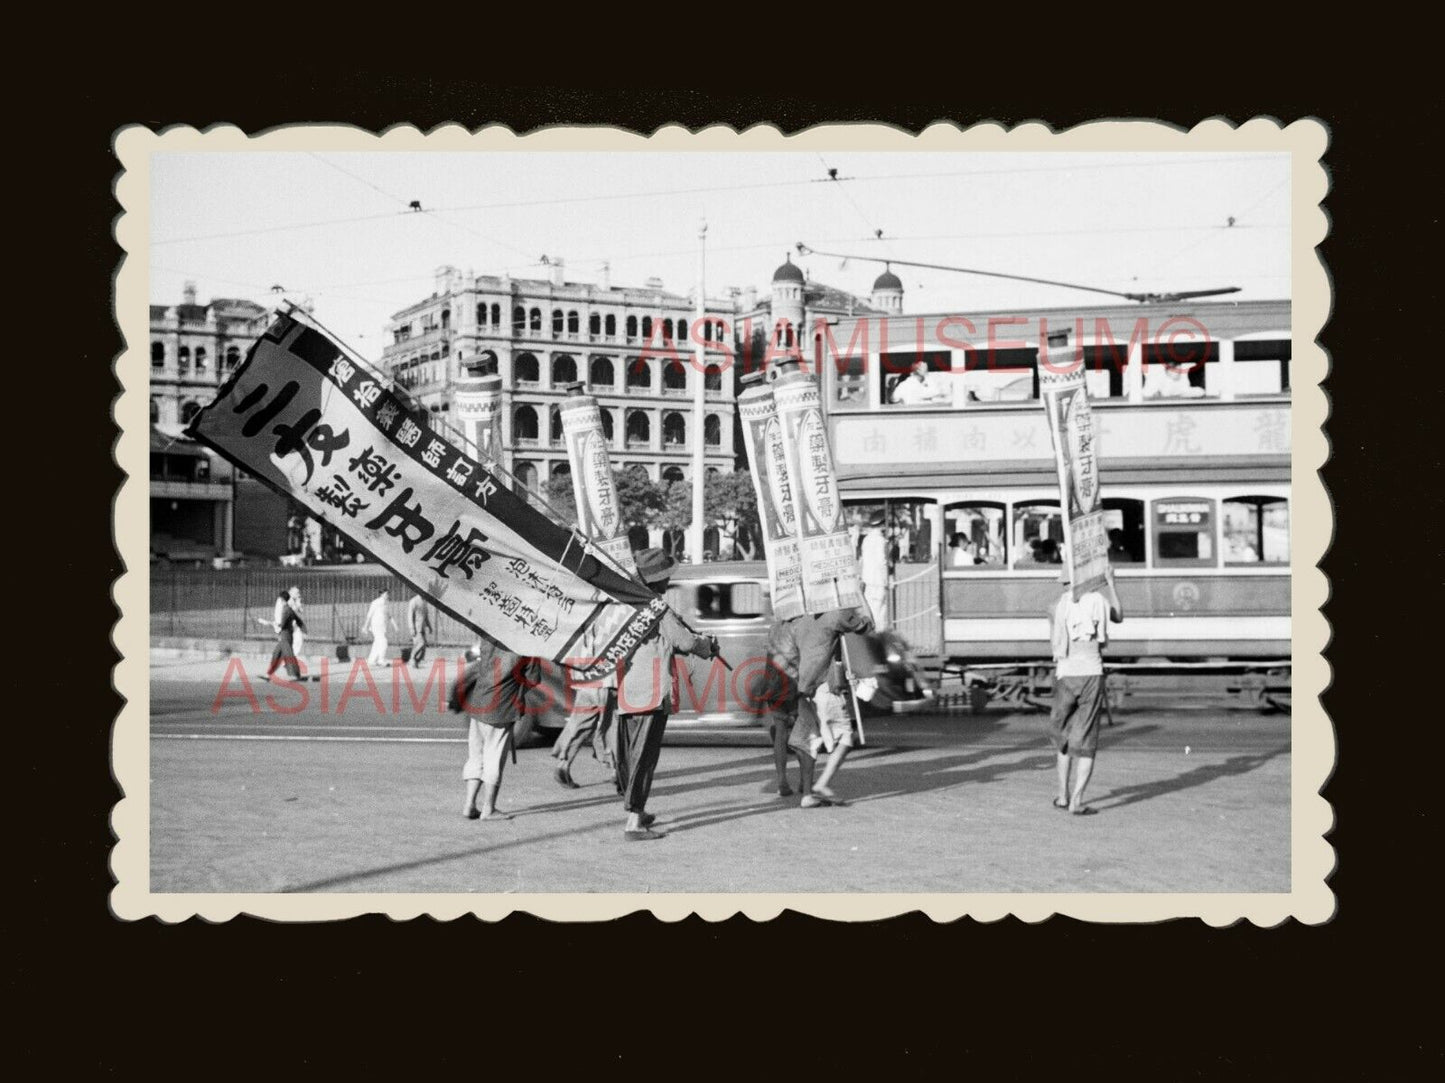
[614,548,719,840]
[1048,561,1123,816]
[858,509,891,629]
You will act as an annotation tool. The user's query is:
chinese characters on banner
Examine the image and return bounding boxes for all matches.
[187,313,662,680]
[738,384,805,621]
[560,391,638,576]
[772,372,864,614]
[1039,336,1109,598]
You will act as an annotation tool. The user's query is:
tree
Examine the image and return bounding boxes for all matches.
[548,468,664,535]
[655,471,761,560]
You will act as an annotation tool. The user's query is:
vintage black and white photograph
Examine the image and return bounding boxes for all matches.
[112,121,1331,920]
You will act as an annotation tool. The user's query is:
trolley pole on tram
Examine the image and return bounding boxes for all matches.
[688,220,708,564]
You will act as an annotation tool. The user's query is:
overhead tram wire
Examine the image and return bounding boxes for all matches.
[793,243,1241,304]
[152,155,1275,247]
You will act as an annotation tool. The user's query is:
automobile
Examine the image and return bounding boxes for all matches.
[506,561,931,744]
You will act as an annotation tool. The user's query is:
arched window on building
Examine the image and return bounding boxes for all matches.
[567,311,579,336]
[599,408,615,442]
[440,309,450,330]
[514,352,540,385]
[513,460,538,496]
[662,465,685,484]
[625,357,652,390]
[477,303,488,326]
[549,405,564,444]
[225,346,240,370]
[513,305,526,333]
[626,315,638,340]
[704,364,723,392]
[662,411,686,446]
[491,303,501,326]
[704,414,722,446]
[605,314,616,337]
[703,320,713,342]
[662,360,688,393]
[180,401,201,424]
[677,318,687,341]
[194,346,207,371]
[552,354,577,386]
[625,410,650,447]
[590,355,615,388]
[178,345,191,371]
[150,399,160,424]
[588,313,601,336]
[663,318,674,341]
[551,462,571,479]
[552,309,564,336]
[530,308,542,332]
[642,316,653,341]
[151,342,165,365]
[513,405,539,442]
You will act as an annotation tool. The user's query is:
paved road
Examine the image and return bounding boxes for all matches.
[145,659,1291,894]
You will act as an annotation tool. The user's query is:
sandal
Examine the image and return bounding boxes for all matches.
[1071,805,1098,816]
[1052,798,1069,810]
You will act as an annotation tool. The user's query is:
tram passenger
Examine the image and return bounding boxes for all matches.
[890,359,951,405]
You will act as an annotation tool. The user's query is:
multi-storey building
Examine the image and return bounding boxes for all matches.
[148,283,273,563]
[380,261,742,493]
[149,283,271,433]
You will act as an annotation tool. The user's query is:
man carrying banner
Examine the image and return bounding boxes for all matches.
[789,602,876,807]
[451,640,539,821]
[760,615,803,797]
[1048,561,1123,816]
[614,549,718,840]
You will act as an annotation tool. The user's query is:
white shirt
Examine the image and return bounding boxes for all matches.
[1052,591,1111,678]
[366,597,389,634]
[859,530,889,587]
[891,371,949,404]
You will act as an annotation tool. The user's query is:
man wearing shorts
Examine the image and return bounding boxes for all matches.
[451,642,538,821]
[787,604,875,807]
[1049,564,1123,816]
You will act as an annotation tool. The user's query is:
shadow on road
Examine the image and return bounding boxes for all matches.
[1094,743,1289,811]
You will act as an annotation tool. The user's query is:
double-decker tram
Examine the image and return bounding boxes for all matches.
[814,298,1294,710]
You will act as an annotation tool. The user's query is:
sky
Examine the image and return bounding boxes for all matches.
[149,150,1291,358]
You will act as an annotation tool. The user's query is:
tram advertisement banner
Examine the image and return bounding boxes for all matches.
[187,312,663,680]
[772,372,865,614]
[560,392,638,576]
[738,384,805,621]
[1039,342,1109,598]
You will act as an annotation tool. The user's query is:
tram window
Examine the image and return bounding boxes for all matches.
[845,499,937,564]
[882,350,952,407]
[1102,497,1145,564]
[1223,496,1289,565]
[1143,341,1218,399]
[943,501,1006,567]
[834,355,867,407]
[965,347,1037,403]
[1153,498,1216,567]
[1012,500,1065,566]
[1234,339,1292,397]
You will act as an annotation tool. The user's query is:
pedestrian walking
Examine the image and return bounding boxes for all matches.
[1048,564,1124,816]
[613,548,718,841]
[365,588,394,667]
[287,586,305,664]
[550,623,618,789]
[760,615,803,797]
[264,589,305,681]
[407,591,432,669]
[450,641,537,821]
[859,510,890,629]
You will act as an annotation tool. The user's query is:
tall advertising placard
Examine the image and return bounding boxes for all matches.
[738,384,805,621]
[772,371,864,614]
[1039,334,1109,598]
[560,390,637,576]
[455,372,504,466]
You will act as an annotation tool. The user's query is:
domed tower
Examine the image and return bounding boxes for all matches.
[871,265,903,313]
[771,254,806,348]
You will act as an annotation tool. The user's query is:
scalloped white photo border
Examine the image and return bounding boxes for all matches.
[111,118,1333,924]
